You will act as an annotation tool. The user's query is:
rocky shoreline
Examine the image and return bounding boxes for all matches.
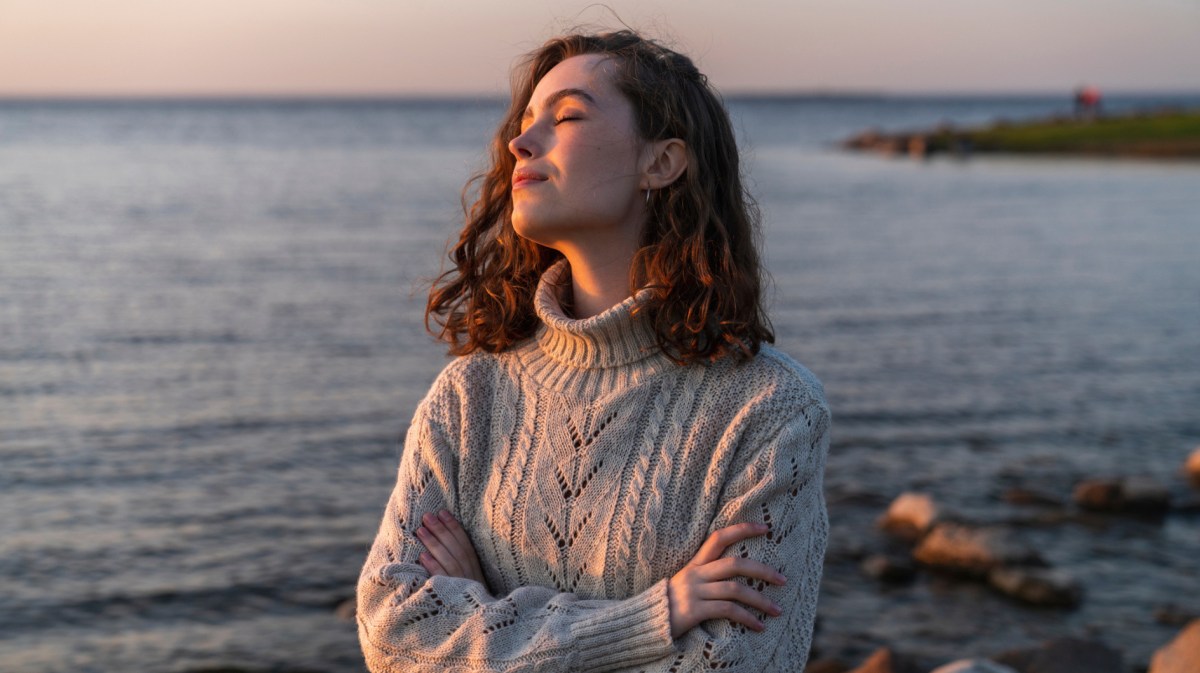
[841,108,1200,160]
[804,446,1200,673]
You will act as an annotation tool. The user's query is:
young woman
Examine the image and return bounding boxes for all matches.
[357,29,830,672]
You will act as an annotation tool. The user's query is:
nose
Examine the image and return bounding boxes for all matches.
[508,126,535,160]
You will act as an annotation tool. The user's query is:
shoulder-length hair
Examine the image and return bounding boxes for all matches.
[426,29,773,365]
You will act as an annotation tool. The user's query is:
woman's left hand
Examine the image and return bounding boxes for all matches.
[416,510,489,588]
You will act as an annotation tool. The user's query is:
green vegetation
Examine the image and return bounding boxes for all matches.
[928,110,1200,158]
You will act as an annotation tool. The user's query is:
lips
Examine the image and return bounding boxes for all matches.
[512,168,548,188]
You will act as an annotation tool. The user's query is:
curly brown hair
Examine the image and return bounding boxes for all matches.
[425,29,773,365]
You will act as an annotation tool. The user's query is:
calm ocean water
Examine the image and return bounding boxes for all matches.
[1,94,1198,672]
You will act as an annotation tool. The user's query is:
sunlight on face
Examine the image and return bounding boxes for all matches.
[507,54,648,255]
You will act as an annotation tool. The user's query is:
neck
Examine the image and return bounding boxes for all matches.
[559,244,638,320]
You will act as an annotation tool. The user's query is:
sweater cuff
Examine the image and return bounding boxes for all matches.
[569,578,678,671]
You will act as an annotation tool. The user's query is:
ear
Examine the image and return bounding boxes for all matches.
[641,138,688,190]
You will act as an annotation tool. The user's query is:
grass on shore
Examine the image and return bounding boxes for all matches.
[929,110,1200,158]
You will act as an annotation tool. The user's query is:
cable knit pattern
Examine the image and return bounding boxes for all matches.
[357,260,830,672]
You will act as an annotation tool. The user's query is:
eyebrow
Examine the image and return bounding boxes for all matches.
[522,88,597,120]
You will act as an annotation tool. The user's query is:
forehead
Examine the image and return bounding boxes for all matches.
[529,53,619,105]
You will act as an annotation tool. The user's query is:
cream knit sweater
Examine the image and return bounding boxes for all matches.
[357,260,830,672]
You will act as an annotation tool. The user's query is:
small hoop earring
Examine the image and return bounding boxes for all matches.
[645,189,651,204]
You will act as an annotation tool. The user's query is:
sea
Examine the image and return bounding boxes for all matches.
[1,93,1198,672]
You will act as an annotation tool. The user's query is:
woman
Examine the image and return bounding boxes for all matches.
[357,29,830,672]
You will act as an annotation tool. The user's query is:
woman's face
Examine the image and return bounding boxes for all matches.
[507,54,647,254]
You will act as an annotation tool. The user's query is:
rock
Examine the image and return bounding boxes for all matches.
[913,523,1042,577]
[1072,476,1170,513]
[1154,603,1199,626]
[1072,479,1123,510]
[861,554,917,584]
[987,566,1083,608]
[804,659,850,673]
[993,637,1123,673]
[1150,619,1200,673]
[1001,488,1062,507]
[929,660,1019,673]
[845,648,922,673]
[878,492,939,541]
[1186,447,1200,487]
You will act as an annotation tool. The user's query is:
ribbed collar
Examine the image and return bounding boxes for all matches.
[532,259,666,371]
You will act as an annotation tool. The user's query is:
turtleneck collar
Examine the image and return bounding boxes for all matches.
[531,259,667,371]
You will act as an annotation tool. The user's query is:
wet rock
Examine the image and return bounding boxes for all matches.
[877,492,939,542]
[804,659,850,673]
[987,566,1083,608]
[1072,479,1122,510]
[913,523,1042,577]
[929,660,1019,673]
[1072,476,1170,513]
[993,637,1123,673]
[845,647,923,673]
[1154,603,1199,626]
[1150,619,1200,673]
[1001,487,1062,507]
[1186,447,1200,487]
[861,553,917,584]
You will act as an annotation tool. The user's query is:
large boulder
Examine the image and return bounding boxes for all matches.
[1072,476,1170,513]
[929,660,1019,673]
[913,523,1042,577]
[994,637,1123,673]
[1150,619,1200,673]
[877,492,939,542]
[1186,447,1200,487]
[987,566,1083,608]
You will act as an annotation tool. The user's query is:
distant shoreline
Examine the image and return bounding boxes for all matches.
[842,108,1200,159]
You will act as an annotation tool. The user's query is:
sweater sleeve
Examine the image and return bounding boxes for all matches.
[661,397,831,671]
[356,386,679,673]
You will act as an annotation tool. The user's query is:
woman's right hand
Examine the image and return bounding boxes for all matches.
[666,522,787,639]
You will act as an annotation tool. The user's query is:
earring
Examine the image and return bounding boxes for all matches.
[645,188,651,204]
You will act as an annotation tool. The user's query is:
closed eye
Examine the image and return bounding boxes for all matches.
[554,116,581,125]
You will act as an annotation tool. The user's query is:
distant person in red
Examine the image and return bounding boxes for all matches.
[1074,85,1103,118]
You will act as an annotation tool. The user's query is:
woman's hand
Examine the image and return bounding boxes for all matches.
[416,510,489,589]
[667,522,787,639]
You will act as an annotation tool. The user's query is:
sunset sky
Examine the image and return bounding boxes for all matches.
[2,0,1198,97]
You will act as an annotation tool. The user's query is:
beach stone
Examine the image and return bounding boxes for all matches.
[1072,476,1170,513]
[1150,619,1200,673]
[861,553,917,584]
[1001,487,1062,507]
[913,523,1042,577]
[1072,479,1123,510]
[929,659,1019,673]
[987,566,1083,608]
[845,647,922,673]
[877,492,939,541]
[1186,447,1200,487]
[993,637,1123,673]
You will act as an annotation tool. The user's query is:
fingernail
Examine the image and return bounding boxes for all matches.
[770,602,782,614]
[417,527,428,537]
[755,619,765,631]
[422,513,434,524]
[776,574,787,584]
[439,510,452,521]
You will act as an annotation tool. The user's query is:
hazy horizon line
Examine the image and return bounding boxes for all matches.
[3,87,1200,102]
